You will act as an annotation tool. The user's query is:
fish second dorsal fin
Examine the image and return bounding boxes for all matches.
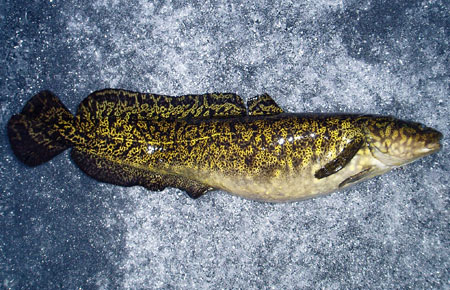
[76,89,247,125]
[247,93,284,116]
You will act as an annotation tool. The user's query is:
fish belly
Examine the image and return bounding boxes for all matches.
[192,147,390,202]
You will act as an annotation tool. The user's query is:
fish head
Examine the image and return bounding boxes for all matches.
[362,116,442,166]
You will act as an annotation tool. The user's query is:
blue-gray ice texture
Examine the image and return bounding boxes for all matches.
[1,0,449,289]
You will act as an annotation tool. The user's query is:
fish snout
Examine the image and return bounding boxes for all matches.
[424,128,442,152]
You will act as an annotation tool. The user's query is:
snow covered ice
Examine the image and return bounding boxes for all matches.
[1,0,448,288]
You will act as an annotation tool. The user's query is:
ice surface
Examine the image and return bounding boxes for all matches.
[1,0,448,289]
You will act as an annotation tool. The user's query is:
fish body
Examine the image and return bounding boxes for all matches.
[7,89,442,202]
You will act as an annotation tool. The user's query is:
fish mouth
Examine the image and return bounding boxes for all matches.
[426,142,441,152]
[424,130,443,153]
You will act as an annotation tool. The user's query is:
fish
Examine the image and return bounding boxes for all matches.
[7,89,442,202]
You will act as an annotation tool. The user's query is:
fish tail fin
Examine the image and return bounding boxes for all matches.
[7,90,77,166]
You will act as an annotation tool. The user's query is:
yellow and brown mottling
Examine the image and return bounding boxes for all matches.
[7,89,442,202]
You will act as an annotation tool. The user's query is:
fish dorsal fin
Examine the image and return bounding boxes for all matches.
[247,93,284,116]
[76,89,247,125]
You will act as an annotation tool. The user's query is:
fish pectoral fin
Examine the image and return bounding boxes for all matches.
[247,93,284,116]
[339,167,373,188]
[314,137,364,179]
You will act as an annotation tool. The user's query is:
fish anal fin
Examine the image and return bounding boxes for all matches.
[71,148,211,198]
[314,137,364,179]
[247,93,284,116]
[165,175,213,199]
[71,148,166,190]
[338,167,374,188]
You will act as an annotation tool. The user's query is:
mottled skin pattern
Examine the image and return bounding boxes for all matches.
[7,89,442,202]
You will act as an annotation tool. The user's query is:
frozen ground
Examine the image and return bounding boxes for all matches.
[1,0,449,289]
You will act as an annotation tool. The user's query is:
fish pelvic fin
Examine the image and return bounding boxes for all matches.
[7,90,77,166]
